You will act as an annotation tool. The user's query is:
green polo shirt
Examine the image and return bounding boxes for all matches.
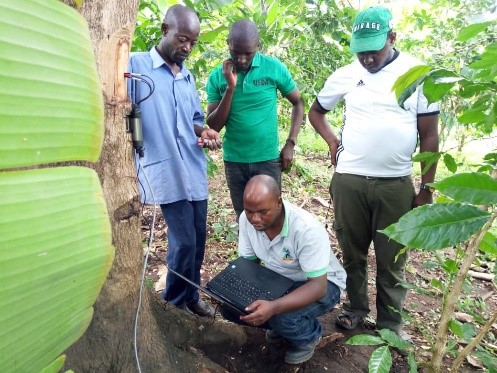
[206,52,296,163]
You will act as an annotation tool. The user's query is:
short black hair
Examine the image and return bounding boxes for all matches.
[228,19,259,44]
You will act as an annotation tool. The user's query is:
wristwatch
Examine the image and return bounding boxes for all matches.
[285,137,296,146]
[420,183,435,193]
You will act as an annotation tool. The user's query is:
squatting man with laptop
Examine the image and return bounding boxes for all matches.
[222,174,346,364]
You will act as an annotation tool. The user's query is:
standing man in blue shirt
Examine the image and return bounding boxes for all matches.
[128,4,222,316]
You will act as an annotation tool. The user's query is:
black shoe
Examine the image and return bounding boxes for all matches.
[285,336,322,364]
[186,299,215,317]
[266,329,285,344]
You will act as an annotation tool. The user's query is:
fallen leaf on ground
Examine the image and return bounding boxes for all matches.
[467,355,484,369]
[317,332,344,349]
[454,312,474,323]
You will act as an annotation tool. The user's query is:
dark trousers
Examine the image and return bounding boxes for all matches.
[331,172,415,331]
[224,158,281,219]
[160,199,207,307]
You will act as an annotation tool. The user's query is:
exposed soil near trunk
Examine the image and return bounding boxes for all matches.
[143,153,496,372]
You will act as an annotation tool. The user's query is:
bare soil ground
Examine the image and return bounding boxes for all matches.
[143,152,497,372]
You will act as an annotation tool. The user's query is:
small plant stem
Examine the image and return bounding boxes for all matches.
[451,309,497,371]
[429,215,496,373]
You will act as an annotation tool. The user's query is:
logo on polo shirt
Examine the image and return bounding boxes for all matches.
[253,78,270,86]
[282,248,294,262]
[356,79,365,87]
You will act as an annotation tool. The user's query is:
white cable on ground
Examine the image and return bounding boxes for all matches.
[133,157,157,373]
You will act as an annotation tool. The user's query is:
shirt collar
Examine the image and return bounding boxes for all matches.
[149,46,189,76]
[251,51,261,68]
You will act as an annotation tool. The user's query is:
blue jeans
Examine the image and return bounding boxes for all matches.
[160,199,207,307]
[224,159,281,219]
[221,280,341,347]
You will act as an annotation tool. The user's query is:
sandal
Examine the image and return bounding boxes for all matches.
[336,309,364,330]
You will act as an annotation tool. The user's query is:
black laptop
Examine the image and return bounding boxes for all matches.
[168,257,295,316]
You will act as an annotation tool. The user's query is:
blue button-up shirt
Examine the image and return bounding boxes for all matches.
[128,47,207,204]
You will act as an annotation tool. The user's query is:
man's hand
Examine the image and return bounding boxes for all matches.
[328,137,340,167]
[240,300,277,326]
[222,59,237,88]
[280,142,294,171]
[198,128,222,150]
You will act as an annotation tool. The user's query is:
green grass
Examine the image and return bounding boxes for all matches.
[293,125,329,154]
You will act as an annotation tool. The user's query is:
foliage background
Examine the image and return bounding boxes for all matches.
[133,0,497,164]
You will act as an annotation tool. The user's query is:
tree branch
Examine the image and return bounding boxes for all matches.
[451,309,497,371]
[429,215,496,372]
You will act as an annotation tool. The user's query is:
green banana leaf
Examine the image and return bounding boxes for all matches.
[0,1,114,372]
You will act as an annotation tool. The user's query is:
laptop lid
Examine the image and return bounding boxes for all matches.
[206,257,295,313]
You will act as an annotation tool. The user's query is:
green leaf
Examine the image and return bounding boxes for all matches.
[368,345,392,373]
[459,81,493,98]
[40,355,65,373]
[456,21,494,41]
[347,334,385,346]
[480,232,497,255]
[412,151,439,163]
[412,151,441,175]
[0,1,104,169]
[266,1,279,26]
[449,319,476,342]
[392,65,432,107]
[431,278,444,290]
[475,350,497,372]
[442,258,458,274]
[443,153,458,173]
[469,42,497,72]
[0,168,114,371]
[393,65,432,96]
[407,352,418,373]
[201,27,226,43]
[0,1,113,371]
[483,153,497,166]
[458,107,487,124]
[423,69,463,104]
[380,203,490,249]
[378,329,412,351]
[434,172,497,204]
[470,50,497,70]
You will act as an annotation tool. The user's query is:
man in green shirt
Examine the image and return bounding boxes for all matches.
[206,19,304,219]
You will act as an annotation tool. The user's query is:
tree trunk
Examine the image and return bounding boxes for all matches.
[62,1,236,371]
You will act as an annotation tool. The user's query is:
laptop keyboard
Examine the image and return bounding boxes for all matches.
[210,270,279,304]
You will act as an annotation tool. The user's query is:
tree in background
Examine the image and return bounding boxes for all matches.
[134,0,354,106]
[399,0,497,153]
[60,0,280,371]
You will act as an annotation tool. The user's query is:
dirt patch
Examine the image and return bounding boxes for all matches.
[143,153,496,372]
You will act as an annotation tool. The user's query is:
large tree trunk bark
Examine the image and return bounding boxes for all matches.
[62,1,234,371]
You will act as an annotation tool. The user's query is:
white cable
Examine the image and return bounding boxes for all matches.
[133,156,157,373]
